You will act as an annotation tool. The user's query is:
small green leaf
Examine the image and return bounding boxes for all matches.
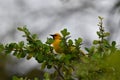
[34,77,39,80]
[47,65,52,69]
[32,34,38,39]
[27,53,33,60]
[46,38,54,45]
[0,43,4,53]
[12,76,19,80]
[85,47,89,52]
[18,41,24,47]
[35,53,44,63]
[98,16,104,20]
[75,38,82,47]
[61,28,70,37]
[41,62,47,70]
[65,54,72,60]
[44,72,50,79]
[97,31,101,37]
[23,26,30,35]
[17,27,24,31]
[16,53,23,59]
[93,40,100,45]
[13,51,18,56]
[103,32,110,37]
[68,39,73,46]
[112,41,116,47]
[92,52,101,59]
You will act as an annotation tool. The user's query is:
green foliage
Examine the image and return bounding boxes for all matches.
[77,16,120,80]
[0,43,4,53]
[12,76,39,80]
[61,28,70,37]
[0,16,120,80]
[91,16,116,57]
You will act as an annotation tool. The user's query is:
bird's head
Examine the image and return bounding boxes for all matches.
[50,33,62,40]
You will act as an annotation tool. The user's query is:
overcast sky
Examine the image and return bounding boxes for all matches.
[0,0,118,43]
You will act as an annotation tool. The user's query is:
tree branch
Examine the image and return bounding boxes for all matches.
[54,65,64,80]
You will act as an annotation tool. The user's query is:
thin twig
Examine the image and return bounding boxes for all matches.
[54,65,65,80]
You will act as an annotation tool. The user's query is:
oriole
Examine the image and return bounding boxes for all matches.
[50,33,86,56]
[50,33,62,53]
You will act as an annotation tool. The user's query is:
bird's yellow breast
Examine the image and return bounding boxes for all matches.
[52,39,62,53]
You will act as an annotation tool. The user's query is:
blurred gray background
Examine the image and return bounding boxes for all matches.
[0,0,120,78]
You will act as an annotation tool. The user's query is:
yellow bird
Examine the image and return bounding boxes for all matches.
[50,33,63,53]
[50,33,86,56]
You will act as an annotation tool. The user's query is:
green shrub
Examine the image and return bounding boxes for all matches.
[0,16,119,80]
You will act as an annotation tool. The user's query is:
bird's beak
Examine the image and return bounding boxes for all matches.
[50,34,55,38]
[50,34,56,39]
